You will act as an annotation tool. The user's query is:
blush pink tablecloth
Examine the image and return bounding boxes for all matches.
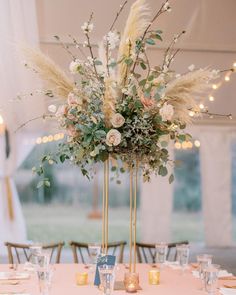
[0,263,227,294]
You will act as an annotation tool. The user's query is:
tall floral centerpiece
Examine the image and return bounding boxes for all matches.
[23,0,226,281]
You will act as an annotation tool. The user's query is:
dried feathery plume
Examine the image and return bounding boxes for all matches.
[23,47,74,99]
[165,69,216,123]
[117,0,150,85]
[103,78,117,127]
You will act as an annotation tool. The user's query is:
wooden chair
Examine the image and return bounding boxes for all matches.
[5,241,65,264]
[69,241,127,264]
[136,241,189,263]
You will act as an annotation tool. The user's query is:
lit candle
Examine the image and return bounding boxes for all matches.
[76,272,88,285]
[124,272,139,293]
[148,269,160,285]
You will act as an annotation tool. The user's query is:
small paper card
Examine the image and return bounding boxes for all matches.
[94,254,116,286]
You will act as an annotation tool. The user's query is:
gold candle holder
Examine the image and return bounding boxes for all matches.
[148,269,160,285]
[76,272,88,285]
[124,272,139,293]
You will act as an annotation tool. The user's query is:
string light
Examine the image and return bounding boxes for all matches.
[194,140,201,148]
[225,75,230,82]
[36,137,42,144]
[209,95,214,102]
[0,115,3,125]
[36,133,65,145]
[189,111,195,117]
[199,103,205,110]
[175,142,181,149]
[233,62,236,68]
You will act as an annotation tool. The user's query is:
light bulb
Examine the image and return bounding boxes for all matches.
[194,140,201,148]
[225,75,230,82]
[0,115,3,125]
[36,137,42,144]
[189,111,195,117]
[199,103,205,110]
[212,84,218,90]
[175,142,181,149]
[209,95,214,102]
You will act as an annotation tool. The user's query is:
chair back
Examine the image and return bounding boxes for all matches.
[136,241,189,263]
[69,241,127,264]
[5,241,65,264]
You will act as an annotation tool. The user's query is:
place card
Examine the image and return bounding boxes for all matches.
[94,254,116,286]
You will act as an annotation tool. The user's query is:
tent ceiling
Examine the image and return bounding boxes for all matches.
[36,0,236,120]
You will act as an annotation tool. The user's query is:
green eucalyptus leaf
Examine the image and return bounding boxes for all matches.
[169,174,174,184]
[146,38,155,45]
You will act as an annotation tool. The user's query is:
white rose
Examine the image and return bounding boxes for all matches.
[106,129,121,146]
[159,102,174,121]
[110,113,125,128]
[67,92,77,105]
[48,104,57,113]
[69,59,81,74]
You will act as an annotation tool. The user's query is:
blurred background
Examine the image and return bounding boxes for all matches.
[0,0,236,269]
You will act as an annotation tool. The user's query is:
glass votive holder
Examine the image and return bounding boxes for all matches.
[76,272,88,286]
[148,269,160,285]
[124,272,139,293]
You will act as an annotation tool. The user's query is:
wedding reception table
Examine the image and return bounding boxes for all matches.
[0,263,234,294]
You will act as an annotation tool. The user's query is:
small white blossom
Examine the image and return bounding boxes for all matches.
[104,31,120,50]
[48,104,57,113]
[48,159,54,165]
[188,64,195,71]
[81,22,94,33]
[211,69,220,79]
[83,41,88,47]
[110,113,125,128]
[159,102,174,121]
[69,59,81,74]
[106,129,121,146]
[67,92,78,105]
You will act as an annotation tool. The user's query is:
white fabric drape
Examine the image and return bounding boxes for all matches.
[199,128,233,247]
[140,148,173,243]
[0,0,42,254]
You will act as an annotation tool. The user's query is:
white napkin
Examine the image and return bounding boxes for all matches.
[220,288,236,295]
[192,270,233,279]
[0,272,30,280]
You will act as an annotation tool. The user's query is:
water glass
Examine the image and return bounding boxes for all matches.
[176,244,190,273]
[155,243,168,266]
[197,254,213,287]
[98,265,116,295]
[35,251,50,269]
[37,267,54,295]
[29,244,42,266]
[88,243,101,265]
[204,264,220,294]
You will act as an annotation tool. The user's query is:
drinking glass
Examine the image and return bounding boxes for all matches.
[37,267,54,295]
[197,254,213,289]
[98,265,116,295]
[29,244,42,266]
[88,243,101,265]
[176,244,190,273]
[35,251,50,270]
[155,243,168,267]
[204,264,220,295]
